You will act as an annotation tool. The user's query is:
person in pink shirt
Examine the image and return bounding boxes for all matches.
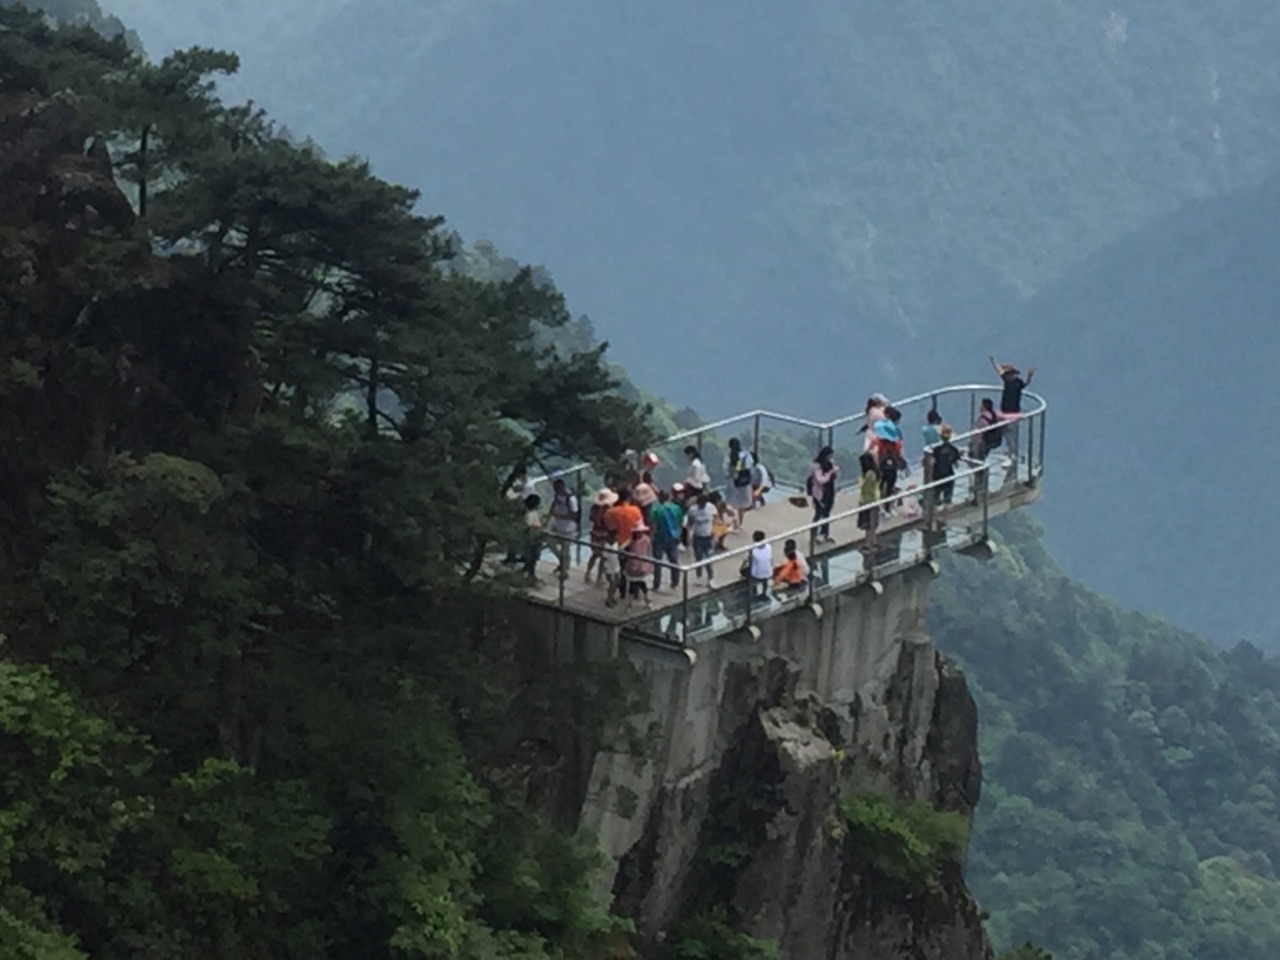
[623,523,655,609]
[860,394,888,453]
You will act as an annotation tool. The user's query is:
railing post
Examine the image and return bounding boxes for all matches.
[923,480,937,544]
[682,564,690,644]
[865,502,878,577]
[1026,413,1035,487]
[558,550,567,606]
[808,524,819,595]
[696,429,704,459]
[981,464,990,539]
[575,470,586,564]
[752,413,761,463]
[1038,407,1046,479]
[969,393,976,439]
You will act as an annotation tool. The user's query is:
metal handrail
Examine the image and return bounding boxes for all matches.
[540,437,1012,577]
[528,383,1044,579]
[528,383,1046,488]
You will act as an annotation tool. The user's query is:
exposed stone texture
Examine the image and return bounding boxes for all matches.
[579,567,994,959]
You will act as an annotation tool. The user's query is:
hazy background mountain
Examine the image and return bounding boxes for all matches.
[76,0,1280,642]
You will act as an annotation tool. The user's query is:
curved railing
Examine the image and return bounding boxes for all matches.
[525,383,1046,644]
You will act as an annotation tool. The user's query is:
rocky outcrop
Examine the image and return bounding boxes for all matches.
[578,567,994,959]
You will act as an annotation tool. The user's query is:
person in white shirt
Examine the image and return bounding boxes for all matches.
[746,530,773,603]
[683,445,711,493]
[685,492,718,584]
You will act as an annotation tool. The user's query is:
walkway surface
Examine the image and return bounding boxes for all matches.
[526,467,1037,631]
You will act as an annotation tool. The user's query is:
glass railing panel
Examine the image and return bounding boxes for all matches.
[870,528,928,580]
[810,543,868,599]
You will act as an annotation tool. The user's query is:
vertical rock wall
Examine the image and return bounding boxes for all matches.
[578,566,993,959]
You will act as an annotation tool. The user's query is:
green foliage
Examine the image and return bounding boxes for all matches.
[933,513,1280,959]
[664,908,778,960]
[0,13,650,959]
[839,792,970,893]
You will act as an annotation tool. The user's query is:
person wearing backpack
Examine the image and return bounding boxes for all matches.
[723,437,754,530]
[809,445,839,544]
[649,488,684,591]
[548,477,580,580]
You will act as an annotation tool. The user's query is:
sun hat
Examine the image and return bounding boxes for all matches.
[593,488,619,507]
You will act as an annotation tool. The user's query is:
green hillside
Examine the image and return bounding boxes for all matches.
[933,514,1280,959]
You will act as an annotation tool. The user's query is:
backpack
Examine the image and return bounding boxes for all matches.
[657,504,681,542]
[933,442,959,476]
[589,503,610,538]
[552,492,580,524]
[983,416,1004,448]
[732,454,752,488]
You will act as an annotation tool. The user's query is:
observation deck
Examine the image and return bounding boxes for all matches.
[521,384,1045,655]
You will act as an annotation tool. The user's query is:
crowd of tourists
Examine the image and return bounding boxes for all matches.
[506,358,1034,610]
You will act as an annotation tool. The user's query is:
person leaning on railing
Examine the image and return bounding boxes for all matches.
[742,530,772,604]
[856,454,880,532]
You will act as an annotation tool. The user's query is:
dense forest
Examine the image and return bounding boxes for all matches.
[934,514,1280,959]
[0,8,653,956]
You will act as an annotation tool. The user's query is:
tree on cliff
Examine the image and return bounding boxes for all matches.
[1,7,649,957]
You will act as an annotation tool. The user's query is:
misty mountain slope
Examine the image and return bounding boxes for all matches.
[1008,173,1280,646]
[102,0,1280,415]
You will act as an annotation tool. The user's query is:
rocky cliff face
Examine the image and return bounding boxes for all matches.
[579,567,993,959]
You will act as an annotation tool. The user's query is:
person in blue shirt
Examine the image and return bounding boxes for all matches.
[649,489,685,590]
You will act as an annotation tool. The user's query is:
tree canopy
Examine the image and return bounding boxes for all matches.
[0,6,650,956]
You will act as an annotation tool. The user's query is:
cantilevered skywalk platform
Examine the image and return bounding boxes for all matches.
[522,383,1045,650]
